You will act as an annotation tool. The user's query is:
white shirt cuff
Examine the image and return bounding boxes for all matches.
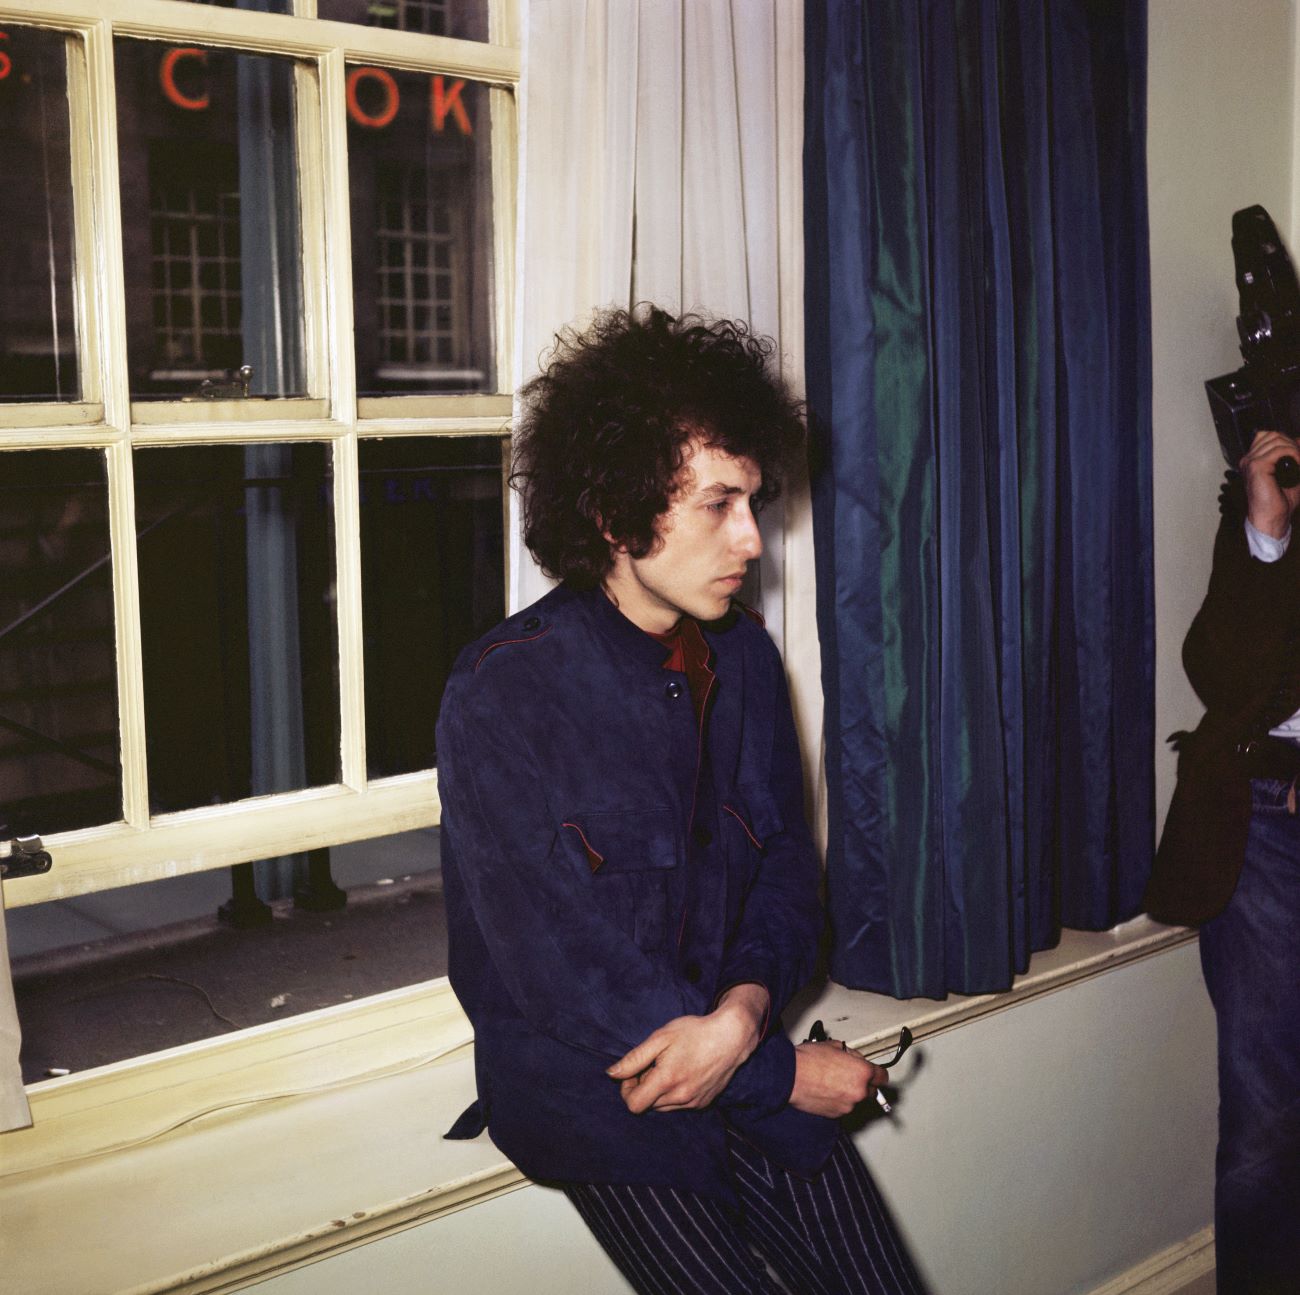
[1245,518,1291,562]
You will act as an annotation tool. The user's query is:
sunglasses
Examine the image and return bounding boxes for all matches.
[804,1021,915,1114]
[804,1020,914,1067]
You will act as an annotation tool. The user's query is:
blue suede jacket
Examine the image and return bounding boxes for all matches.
[436,583,838,1198]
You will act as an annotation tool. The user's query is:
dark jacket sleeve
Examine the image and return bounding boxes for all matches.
[437,667,692,1061]
[712,640,825,1115]
[714,640,824,1011]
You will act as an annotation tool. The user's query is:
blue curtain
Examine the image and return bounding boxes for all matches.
[804,0,1153,999]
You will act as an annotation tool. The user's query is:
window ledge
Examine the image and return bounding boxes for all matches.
[1,916,1194,1295]
[791,914,1197,1058]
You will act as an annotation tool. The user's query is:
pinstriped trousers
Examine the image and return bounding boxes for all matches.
[562,1129,926,1295]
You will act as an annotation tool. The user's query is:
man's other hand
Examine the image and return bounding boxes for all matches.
[1241,429,1300,538]
[790,1041,889,1119]
[607,984,768,1113]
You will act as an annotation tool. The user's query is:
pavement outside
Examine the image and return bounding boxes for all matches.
[7,830,448,1084]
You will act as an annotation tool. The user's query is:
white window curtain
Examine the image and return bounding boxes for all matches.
[512,0,806,656]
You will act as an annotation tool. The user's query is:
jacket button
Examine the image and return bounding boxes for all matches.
[692,825,712,846]
[522,616,541,631]
[684,961,702,984]
[665,680,684,699]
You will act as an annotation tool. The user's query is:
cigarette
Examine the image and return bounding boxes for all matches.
[874,1089,892,1115]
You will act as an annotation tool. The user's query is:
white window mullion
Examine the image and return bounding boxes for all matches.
[319,47,356,422]
[318,46,366,790]
[63,28,102,408]
[82,12,130,431]
[489,84,516,396]
[294,56,329,402]
[79,14,151,828]
[332,432,366,791]
[104,437,149,827]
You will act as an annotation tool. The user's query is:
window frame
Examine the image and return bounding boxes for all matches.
[0,2,517,921]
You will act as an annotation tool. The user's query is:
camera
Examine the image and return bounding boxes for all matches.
[1205,204,1300,488]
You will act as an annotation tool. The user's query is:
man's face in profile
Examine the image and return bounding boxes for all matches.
[604,440,763,634]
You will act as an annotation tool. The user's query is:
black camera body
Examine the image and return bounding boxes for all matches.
[1206,205,1300,486]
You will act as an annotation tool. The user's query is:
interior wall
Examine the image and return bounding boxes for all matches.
[249,945,1216,1295]
[248,4,1297,1292]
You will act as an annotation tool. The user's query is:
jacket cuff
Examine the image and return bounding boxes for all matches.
[715,1031,796,1116]
[715,952,780,1019]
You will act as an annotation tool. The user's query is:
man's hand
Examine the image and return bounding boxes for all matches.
[789,1041,889,1119]
[1241,429,1300,538]
[607,983,768,1113]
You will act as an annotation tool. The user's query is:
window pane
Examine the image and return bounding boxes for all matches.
[0,450,120,835]
[0,26,80,402]
[133,444,339,813]
[360,436,503,777]
[115,39,308,400]
[10,826,444,1078]
[347,69,496,395]
[318,0,489,41]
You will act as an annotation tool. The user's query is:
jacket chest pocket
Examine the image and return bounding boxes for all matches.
[720,786,783,889]
[562,809,680,953]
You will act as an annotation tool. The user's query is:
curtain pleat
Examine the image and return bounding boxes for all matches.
[805,0,1153,998]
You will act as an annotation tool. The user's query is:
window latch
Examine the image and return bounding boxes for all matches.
[0,835,53,880]
[186,364,253,401]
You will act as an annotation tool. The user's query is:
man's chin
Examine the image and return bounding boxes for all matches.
[689,594,735,624]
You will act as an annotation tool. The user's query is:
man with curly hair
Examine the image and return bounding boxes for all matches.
[437,307,924,1294]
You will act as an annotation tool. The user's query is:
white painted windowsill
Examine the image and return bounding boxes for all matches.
[1,916,1195,1295]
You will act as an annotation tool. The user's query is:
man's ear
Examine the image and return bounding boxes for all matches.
[578,490,617,549]
[591,508,626,555]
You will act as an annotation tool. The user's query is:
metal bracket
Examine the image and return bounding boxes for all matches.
[0,835,53,880]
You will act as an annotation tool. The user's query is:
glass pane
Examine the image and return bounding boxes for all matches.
[0,450,120,834]
[318,0,489,41]
[360,436,503,777]
[347,68,496,395]
[115,39,307,400]
[0,26,80,402]
[133,444,339,812]
[10,826,444,1078]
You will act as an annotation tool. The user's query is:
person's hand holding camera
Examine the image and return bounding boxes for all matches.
[1241,429,1300,539]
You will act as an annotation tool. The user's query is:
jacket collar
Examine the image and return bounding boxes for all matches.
[574,583,675,668]
[572,583,729,670]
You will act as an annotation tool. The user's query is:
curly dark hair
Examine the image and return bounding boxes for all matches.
[512,306,805,588]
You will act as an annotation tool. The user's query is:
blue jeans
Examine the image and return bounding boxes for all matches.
[1199,779,1300,1295]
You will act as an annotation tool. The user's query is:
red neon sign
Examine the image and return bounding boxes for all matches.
[346,66,399,129]
[0,32,12,82]
[160,47,209,111]
[431,76,471,135]
[152,48,472,135]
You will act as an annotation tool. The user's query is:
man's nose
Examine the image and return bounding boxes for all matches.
[735,508,763,560]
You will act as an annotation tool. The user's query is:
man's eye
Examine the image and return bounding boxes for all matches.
[707,500,730,514]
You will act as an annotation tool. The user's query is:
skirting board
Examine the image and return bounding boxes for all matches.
[1085,1228,1215,1295]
